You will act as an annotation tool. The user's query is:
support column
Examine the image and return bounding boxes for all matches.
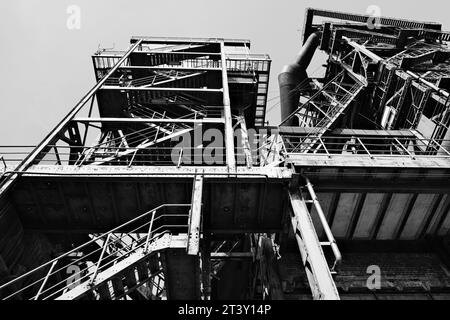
[187,175,203,255]
[220,41,236,170]
[238,111,253,168]
[259,236,284,300]
[288,189,340,300]
[200,243,211,300]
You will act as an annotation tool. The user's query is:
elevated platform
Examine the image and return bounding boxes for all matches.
[4,163,450,242]
[6,166,291,234]
[288,154,450,169]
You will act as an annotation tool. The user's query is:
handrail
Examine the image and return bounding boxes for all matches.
[304,178,342,270]
[34,230,171,300]
[281,134,450,158]
[37,231,170,300]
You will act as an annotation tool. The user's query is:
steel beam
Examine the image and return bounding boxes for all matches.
[126,51,222,56]
[288,189,340,300]
[287,154,450,169]
[259,236,284,299]
[119,66,221,71]
[73,117,224,124]
[210,252,253,259]
[308,179,450,193]
[131,36,251,47]
[96,52,221,60]
[406,70,449,98]
[342,37,383,63]
[0,40,143,195]
[220,41,236,170]
[187,175,203,255]
[237,111,253,168]
[336,28,398,46]
[200,243,211,300]
[21,164,293,179]
[100,86,222,93]
[304,8,441,42]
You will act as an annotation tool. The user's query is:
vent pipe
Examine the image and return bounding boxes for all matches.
[279,32,321,126]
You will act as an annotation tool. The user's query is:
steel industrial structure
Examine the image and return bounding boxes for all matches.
[1,9,450,300]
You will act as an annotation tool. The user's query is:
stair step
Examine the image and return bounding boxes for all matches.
[111,277,125,298]
[79,290,96,300]
[97,282,112,300]
[125,269,138,289]
[136,261,149,282]
[149,255,160,274]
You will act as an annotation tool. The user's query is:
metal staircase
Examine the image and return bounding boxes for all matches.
[57,234,168,300]
[141,50,210,68]
[125,70,206,88]
[0,204,196,300]
[127,73,208,105]
[126,43,215,70]
[75,111,193,166]
[282,72,364,153]
[79,64,213,167]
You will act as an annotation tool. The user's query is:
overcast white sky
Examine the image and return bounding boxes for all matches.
[0,0,449,145]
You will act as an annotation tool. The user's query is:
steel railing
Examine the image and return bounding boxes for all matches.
[281,135,450,158]
[0,146,36,175]
[3,134,450,174]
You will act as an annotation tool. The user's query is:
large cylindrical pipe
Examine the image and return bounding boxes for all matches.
[279,32,321,126]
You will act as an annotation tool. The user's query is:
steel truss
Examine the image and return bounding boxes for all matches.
[0,38,271,191]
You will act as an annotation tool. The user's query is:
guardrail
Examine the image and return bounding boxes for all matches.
[0,146,36,175]
[281,134,450,158]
